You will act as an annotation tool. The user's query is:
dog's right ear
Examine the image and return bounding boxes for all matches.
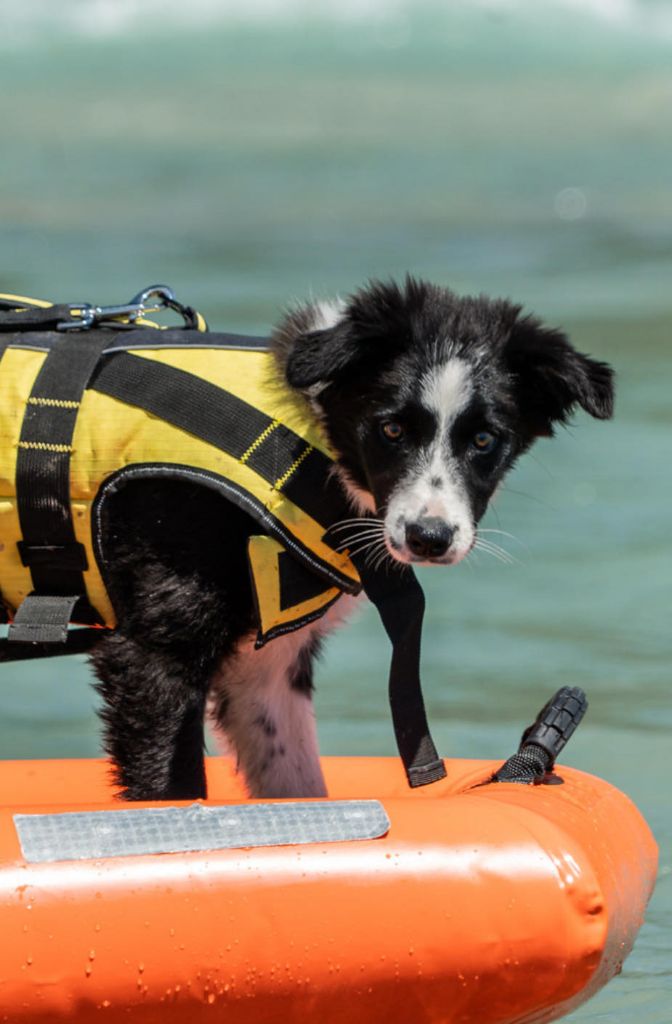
[284,324,360,389]
[276,280,419,391]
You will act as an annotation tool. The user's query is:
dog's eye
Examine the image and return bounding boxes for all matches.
[380,421,404,442]
[471,431,498,453]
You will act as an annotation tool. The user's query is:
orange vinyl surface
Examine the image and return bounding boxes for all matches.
[0,757,658,1024]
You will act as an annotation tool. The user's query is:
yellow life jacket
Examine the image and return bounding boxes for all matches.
[0,288,446,790]
[0,293,360,647]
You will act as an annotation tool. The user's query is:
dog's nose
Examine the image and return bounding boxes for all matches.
[405,518,454,560]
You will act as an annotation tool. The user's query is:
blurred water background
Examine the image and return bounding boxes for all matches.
[0,1,670,1019]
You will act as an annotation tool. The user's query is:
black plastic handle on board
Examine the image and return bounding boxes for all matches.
[492,686,588,784]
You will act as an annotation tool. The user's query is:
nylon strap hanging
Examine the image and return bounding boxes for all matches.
[354,559,447,787]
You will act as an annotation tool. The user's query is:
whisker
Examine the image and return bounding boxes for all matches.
[473,548,511,567]
[358,536,392,572]
[334,531,385,553]
[341,538,386,559]
[478,528,528,551]
[327,517,384,532]
[331,528,383,544]
[474,536,515,559]
[526,451,554,479]
[372,544,393,572]
[473,540,517,566]
[482,541,519,565]
[475,537,514,558]
[365,542,388,569]
[499,485,552,508]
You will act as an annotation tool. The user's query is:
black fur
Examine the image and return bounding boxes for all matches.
[92,482,258,799]
[87,277,613,800]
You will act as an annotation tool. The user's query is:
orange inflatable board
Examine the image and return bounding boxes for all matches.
[0,756,657,1024]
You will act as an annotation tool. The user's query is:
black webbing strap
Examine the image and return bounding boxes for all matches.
[9,330,114,643]
[89,351,355,550]
[0,305,74,332]
[356,559,447,787]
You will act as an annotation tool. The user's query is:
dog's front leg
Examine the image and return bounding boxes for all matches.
[91,632,208,801]
[208,634,327,799]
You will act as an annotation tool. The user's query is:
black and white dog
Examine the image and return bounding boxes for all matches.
[92,278,614,801]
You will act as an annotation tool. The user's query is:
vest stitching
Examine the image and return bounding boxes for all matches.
[274,444,314,491]
[27,397,80,409]
[17,441,74,453]
[239,419,279,464]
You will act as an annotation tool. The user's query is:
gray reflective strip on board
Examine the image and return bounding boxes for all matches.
[14,800,390,863]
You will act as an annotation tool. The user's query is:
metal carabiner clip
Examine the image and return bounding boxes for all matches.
[57,284,184,331]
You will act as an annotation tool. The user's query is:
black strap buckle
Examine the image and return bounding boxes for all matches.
[17,541,88,572]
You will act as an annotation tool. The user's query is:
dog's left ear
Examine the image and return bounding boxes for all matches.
[284,324,359,390]
[502,316,614,436]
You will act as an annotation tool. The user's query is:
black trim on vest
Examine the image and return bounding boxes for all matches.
[90,463,362,602]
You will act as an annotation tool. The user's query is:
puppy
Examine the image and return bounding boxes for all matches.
[91,277,614,801]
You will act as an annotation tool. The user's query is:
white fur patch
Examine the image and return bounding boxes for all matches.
[312,298,345,331]
[384,357,476,564]
[303,298,347,408]
[207,594,361,798]
[420,358,473,426]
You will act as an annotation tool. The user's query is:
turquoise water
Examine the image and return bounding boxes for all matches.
[1,3,670,1019]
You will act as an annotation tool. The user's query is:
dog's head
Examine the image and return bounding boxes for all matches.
[273,277,614,567]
